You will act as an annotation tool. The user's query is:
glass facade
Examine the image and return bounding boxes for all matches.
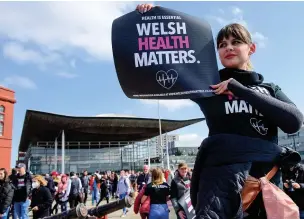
[27,140,159,174]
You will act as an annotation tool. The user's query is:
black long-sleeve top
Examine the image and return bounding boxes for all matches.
[192,68,303,143]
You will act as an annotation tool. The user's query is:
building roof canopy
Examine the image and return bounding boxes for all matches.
[19,110,204,151]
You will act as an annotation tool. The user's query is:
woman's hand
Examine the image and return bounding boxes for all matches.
[210,78,234,96]
[32,206,39,211]
[136,3,154,13]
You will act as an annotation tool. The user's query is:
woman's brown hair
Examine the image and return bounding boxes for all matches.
[151,168,164,185]
[216,23,254,70]
[33,175,48,187]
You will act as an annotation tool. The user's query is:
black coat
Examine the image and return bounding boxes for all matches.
[0,181,14,214]
[190,134,301,219]
[137,173,151,191]
[282,163,304,210]
[30,186,53,219]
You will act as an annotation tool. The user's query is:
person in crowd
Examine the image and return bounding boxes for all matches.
[80,170,89,206]
[57,174,71,212]
[137,165,151,192]
[111,172,118,199]
[45,173,56,198]
[282,163,304,219]
[141,168,170,219]
[30,175,53,219]
[0,168,14,219]
[129,170,137,185]
[170,163,191,219]
[68,172,82,208]
[116,170,131,217]
[8,168,17,219]
[51,172,60,215]
[97,175,110,206]
[134,183,150,219]
[137,3,304,219]
[92,173,101,206]
[12,163,32,219]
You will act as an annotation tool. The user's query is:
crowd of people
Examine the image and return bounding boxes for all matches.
[0,161,303,219]
[0,162,196,219]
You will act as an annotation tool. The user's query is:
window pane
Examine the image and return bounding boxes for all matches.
[0,122,3,136]
[0,114,3,122]
[0,106,4,113]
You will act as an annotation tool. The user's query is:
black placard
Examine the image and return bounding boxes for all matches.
[112,6,220,99]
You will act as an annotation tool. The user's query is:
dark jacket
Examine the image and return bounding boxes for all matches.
[46,177,56,195]
[30,186,53,219]
[12,172,32,202]
[137,173,151,192]
[170,173,191,217]
[190,134,301,219]
[282,163,304,210]
[80,175,89,193]
[0,180,14,214]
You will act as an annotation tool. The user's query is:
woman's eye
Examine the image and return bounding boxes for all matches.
[233,41,241,45]
[219,43,226,48]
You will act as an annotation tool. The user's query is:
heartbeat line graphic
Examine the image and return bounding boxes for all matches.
[156,69,178,90]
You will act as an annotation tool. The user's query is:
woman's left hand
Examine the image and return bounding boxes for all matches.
[32,206,39,211]
[210,78,234,96]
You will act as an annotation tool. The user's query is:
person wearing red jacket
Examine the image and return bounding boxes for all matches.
[133,184,150,219]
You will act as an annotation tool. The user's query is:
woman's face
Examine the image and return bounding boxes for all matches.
[218,35,255,70]
[32,179,40,188]
[61,177,67,183]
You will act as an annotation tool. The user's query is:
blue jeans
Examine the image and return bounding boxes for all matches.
[300,210,304,219]
[14,200,29,219]
[149,204,169,219]
[92,189,99,205]
[119,193,127,214]
[0,207,10,219]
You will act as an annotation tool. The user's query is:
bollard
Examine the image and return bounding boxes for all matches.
[88,195,134,218]
[42,195,134,219]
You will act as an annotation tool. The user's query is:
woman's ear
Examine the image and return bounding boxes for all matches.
[249,43,256,55]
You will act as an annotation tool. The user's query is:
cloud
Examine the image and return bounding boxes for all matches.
[140,99,195,111]
[231,7,243,16]
[70,59,76,68]
[0,76,37,89]
[207,6,267,48]
[251,32,268,48]
[56,71,78,79]
[175,133,204,147]
[0,1,138,65]
[2,41,61,68]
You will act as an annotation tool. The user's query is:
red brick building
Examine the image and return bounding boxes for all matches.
[0,86,16,170]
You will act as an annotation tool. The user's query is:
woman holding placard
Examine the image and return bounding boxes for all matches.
[136,3,304,219]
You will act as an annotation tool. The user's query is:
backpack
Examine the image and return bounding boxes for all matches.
[70,178,80,197]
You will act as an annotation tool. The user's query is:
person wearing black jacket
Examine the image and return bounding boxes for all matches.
[170,163,191,219]
[80,170,89,205]
[0,168,14,219]
[137,165,151,192]
[30,175,53,219]
[138,4,304,218]
[96,176,110,206]
[282,163,304,219]
[12,163,32,219]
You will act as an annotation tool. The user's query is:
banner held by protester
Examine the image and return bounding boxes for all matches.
[112,6,220,99]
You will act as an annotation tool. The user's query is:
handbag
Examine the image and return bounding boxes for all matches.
[241,165,278,211]
[260,177,299,219]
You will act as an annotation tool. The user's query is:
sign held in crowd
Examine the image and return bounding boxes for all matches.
[112,6,220,99]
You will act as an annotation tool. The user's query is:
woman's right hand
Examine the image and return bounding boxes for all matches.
[136,3,154,13]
